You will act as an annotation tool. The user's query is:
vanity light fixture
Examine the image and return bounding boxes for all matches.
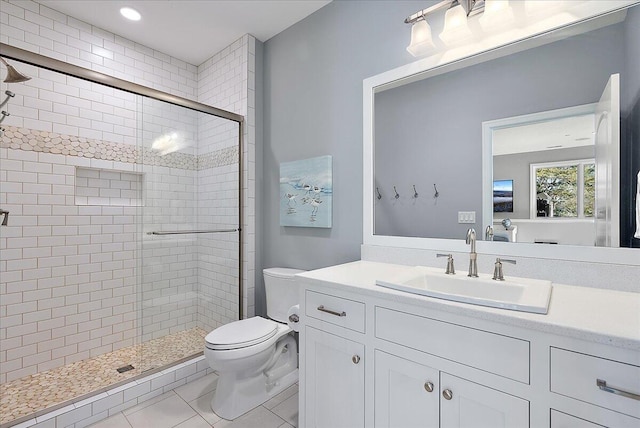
[478,0,515,30]
[406,18,435,56]
[120,7,141,21]
[405,0,485,56]
[439,0,475,44]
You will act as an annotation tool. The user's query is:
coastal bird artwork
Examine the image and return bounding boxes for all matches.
[310,198,323,215]
[280,155,332,228]
[284,193,297,206]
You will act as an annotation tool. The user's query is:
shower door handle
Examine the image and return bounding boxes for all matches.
[0,209,8,226]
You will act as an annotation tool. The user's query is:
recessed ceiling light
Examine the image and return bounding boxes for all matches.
[120,7,141,21]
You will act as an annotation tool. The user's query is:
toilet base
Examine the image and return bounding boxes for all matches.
[212,367,298,420]
[211,335,298,420]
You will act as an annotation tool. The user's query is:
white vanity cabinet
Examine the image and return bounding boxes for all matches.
[302,290,367,428]
[439,372,529,428]
[303,326,365,428]
[299,283,531,428]
[297,262,640,428]
[374,351,529,428]
[374,350,439,428]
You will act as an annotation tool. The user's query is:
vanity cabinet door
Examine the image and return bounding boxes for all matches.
[440,373,529,428]
[304,326,365,428]
[374,350,439,428]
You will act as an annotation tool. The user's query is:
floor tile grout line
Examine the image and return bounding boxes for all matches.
[96,379,297,428]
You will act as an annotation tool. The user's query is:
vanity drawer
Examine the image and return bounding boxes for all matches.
[550,347,640,419]
[305,290,365,333]
[375,307,529,383]
[550,410,606,428]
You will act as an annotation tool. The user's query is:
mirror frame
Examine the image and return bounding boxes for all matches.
[363,0,639,265]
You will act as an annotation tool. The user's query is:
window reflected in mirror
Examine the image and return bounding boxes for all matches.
[532,160,595,219]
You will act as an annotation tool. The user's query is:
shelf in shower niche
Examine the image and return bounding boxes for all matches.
[74,166,144,206]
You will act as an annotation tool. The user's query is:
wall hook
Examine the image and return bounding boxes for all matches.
[393,186,400,199]
[433,184,440,198]
[376,187,382,200]
[412,185,419,198]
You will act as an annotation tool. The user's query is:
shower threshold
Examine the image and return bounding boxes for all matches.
[0,327,207,427]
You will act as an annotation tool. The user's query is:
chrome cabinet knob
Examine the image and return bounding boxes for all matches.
[424,382,434,393]
[352,355,361,364]
[442,389,453,400]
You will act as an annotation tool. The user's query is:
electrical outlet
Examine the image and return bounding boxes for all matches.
[458,211,476,224]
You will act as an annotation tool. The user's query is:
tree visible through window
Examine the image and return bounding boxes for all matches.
[531,159,595,218]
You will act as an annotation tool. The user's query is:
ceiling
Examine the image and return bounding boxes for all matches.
[37,0,331,65]
[493,114,595,157]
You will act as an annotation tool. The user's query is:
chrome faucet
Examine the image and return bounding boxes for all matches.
[466,228,478,277]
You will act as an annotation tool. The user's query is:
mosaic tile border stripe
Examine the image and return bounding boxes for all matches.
[0,126,237,170]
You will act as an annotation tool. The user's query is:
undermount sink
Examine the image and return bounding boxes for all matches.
[376,266,552,314]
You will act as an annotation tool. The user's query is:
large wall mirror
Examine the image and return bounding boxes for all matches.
[364,1,639,265]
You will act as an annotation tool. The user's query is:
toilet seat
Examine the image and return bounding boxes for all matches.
[205,317,278,350]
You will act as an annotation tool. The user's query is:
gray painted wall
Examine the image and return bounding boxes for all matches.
[373,23,625,239]
[260,0,431,314]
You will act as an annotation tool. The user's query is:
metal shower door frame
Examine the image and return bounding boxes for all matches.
[0,42,245,320]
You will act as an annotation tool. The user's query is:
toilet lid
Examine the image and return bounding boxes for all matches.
[205,317,278,350]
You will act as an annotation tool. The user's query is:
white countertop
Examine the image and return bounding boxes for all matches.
[297,261,640,351]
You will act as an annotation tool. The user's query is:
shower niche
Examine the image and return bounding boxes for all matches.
[75,167,144,206]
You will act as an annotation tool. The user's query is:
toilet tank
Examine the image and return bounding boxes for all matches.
[264,268,305,323]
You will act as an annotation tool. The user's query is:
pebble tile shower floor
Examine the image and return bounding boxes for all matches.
[0,327,207,426]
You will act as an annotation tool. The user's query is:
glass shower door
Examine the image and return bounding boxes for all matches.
[138,97,241,372]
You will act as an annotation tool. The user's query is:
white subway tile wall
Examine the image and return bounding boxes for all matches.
[0,0,255,388]
[198,34,256,319]
[75,168,143,207]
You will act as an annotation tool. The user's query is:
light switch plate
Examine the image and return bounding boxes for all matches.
[458,211,476,223]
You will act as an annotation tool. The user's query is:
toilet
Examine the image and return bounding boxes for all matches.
[204,267,304,420]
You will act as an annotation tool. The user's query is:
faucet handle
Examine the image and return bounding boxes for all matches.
[492,258,516,281]
[436,253,455,275]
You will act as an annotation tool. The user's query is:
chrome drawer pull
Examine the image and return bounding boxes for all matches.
[317,305,346,317]
[597,379,640,401]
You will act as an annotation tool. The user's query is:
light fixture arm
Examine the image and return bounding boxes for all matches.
[405,0,484,24]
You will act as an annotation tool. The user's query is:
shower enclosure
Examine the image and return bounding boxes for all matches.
[0,45,242,426]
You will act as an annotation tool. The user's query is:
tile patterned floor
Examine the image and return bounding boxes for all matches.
[0,328,207,426]
[89,373,298,428]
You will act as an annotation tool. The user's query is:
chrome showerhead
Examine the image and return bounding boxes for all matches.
[0,57,31,83]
